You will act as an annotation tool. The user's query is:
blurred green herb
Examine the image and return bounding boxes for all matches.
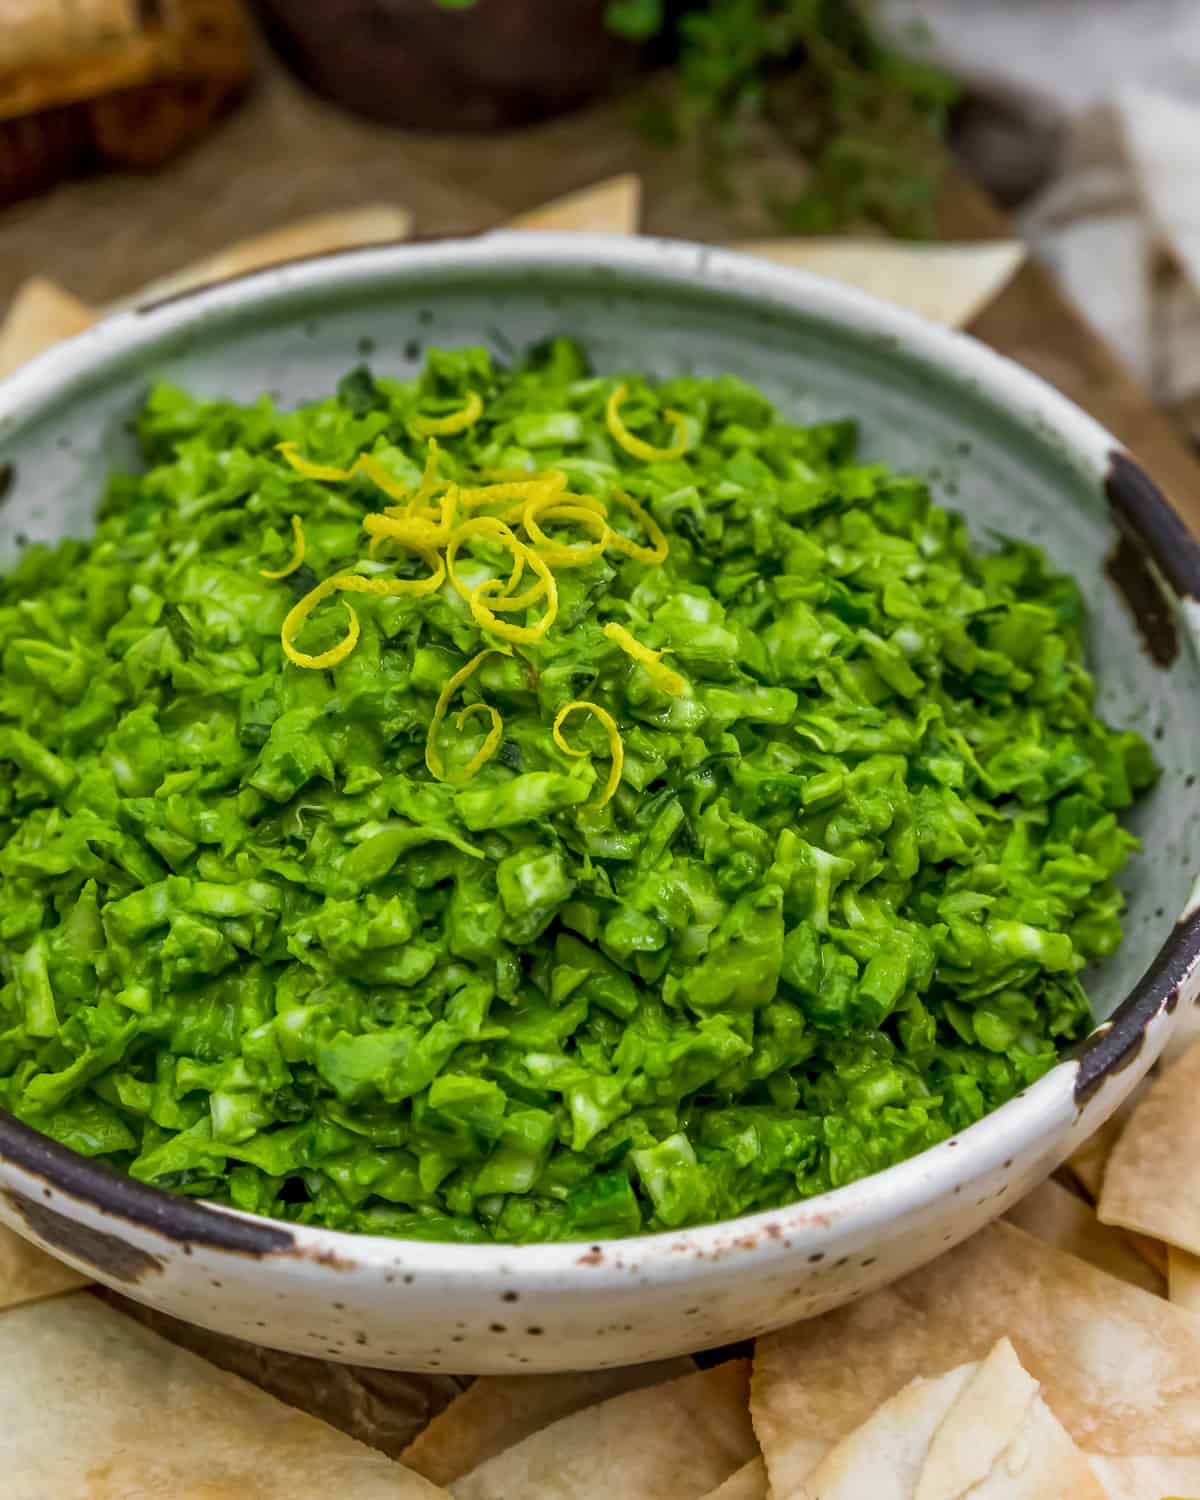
[434,0,959,238]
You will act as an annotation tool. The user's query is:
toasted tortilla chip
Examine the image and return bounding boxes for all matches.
[957,1395,1108,1499]
[793,1338,1105,1500]
[917,1339,1105,1500]
[451,1360,757,1500]
[700,1457,774,1500]
[0,1222,87,1310]
[0,1292,446,1497]
[752,1220,1200,1477]
[1167,1243,1200,1313]
[915,1339,1039,1500]
[1068,1108,1133,1200]
[402,1359,695,1484]
[107,204,414,313]
[1100,1043,1200,1258]
[0,277,96,378]
[507,175,641,236]
[797,1361,976,1500]
[1088,1452,1200,1499]
[1005,1179,1164,1296]
[732,239,1024,329]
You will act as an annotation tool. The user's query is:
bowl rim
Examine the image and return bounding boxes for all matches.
[1,230,1199,1279]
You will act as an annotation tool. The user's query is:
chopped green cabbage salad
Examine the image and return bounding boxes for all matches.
[0,340,1156,1243]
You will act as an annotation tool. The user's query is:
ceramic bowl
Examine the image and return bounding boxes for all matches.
[0,235,1198,1374]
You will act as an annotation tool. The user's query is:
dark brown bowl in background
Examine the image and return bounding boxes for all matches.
[251,0,642,130]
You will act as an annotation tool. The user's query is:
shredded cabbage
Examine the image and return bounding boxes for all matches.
[0,340,1157,1244]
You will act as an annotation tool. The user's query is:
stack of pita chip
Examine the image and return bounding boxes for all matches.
[8,175,1198,1497]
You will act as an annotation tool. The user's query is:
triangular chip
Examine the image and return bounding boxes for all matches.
[451,1360,757,1500]
[506,175,641,236]
[1167,1243,1200,1313]
[752,1221,1200,1473]
[915,1339,1039,1500]
[106,204,414,313]
[1005,1179,1164,1295]
[956,1395,1107,1499]
[402,1358,695,1484]
[796,1361,976,1500]
[1067,1103,1136,1200]
[1088,1452,1200,1499]
[0,1292,446,1497]
[732,240,1024,329]
[700,1457,774,1500]
[0,277,96,378]
[0,1223,87,1311]
[1100,1043,1200,1258]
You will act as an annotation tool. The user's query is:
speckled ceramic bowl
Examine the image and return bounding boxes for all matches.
[1,235,1198,1374]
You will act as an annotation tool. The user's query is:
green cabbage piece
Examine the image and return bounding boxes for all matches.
[0,339,1156,1242]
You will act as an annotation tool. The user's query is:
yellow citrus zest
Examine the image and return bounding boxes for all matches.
[259,514,306,580]
[353,453,413,505]
[413,438,442,506]
[522,499,610,568]
[283,559,448,669]
[473,574,546,613]
[606,383,689,463]
[447,517,558,644]
[453,702,505,781]
[412,390,484,437]
[607,490,669,565]
[426,648,506,783]
[462,471,567,514]
[272,422,674,671]
[278,440,433,511]
[276,441,355,483]
[603,620,687,696]
[363,512,445,552]
[281,576,361,670]
[553,701,624,808]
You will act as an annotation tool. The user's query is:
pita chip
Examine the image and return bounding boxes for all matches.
[916,1340,1105,1500]
[914,1339,1040,1500]
[106,204,414,312]
[700,1457,773,1500]
[506,175,642,236]
[1005,1179,1164,1295]
[0,1222,87,1310]
[1067,1104,1135,1201]
[774,1337,1105,1500]
[1100,1042,1200,1258]
[451,1360,757,1500]
[952,1395,1108,1500]
[732,239,1024,329]
[2,203,415,376]
[0,278,96,378]
[0,1291,447,1498]
[402,1358,695,1485]
[752,1221,1200,1470]
[796,1361,976,1500]
[1088,1453,1200,1500]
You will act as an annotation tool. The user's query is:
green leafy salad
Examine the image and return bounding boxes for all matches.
[0,340,1156,1243]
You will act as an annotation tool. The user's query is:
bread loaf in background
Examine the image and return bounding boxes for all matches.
[0,0,253,206]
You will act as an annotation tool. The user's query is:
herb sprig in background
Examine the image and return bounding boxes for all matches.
[437,0,960,238]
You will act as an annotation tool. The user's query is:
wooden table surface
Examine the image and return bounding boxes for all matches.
[4,49,1199,1453]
